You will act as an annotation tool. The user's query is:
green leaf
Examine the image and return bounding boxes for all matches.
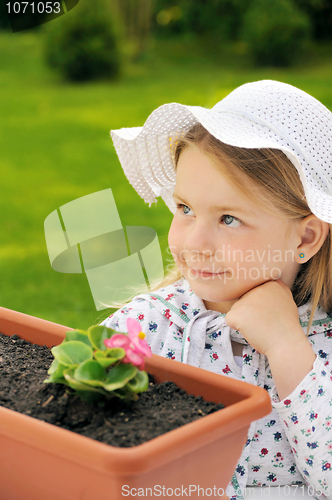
[75,390,105,403]
[63,367,105,394]
[47,358,59,375]
[45,359,68,382]
[88,325,115,351]
[103,363,137,391]
[125,370,149,393]
[74,360,106,387]
[63,329,92,347]
[51,341,93,366]
[112,388,138,401]
[94,347,125,367]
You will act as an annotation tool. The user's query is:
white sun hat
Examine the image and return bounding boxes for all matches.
[111,80,332,223]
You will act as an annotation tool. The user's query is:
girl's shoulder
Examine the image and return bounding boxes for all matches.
[100,296,159,332]
[101,278,205,332]
[298,301,332,337]
[138,277,197,304]
[134,277,205,322]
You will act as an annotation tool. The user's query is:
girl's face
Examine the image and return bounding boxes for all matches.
[168,145,301,314]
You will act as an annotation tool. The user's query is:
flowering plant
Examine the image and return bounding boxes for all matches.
[44,318,152,403]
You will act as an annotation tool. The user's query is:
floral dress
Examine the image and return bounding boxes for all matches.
[100,278,332,500]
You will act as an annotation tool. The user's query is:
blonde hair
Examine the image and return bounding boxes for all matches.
[104,124,332,335]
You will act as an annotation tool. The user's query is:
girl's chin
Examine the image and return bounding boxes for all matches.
[184,271,268,298]
[186,282,237,303]
[184,277,247,305]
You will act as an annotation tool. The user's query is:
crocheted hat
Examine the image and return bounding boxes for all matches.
[111,80,332,223]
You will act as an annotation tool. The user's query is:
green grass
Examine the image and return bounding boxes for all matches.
[0,30,332,329]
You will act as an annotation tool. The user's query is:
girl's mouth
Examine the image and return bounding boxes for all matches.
[188,268,225,278]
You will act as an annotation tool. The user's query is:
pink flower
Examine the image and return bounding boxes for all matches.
[104,318,152,370]
[164,308,171,319]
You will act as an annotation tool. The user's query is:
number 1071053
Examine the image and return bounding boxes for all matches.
[6,2,61,14]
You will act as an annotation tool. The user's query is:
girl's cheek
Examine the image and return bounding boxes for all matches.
[168,220,181,261]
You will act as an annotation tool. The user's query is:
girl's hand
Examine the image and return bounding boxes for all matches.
[225,279,305,357]
[225,279,316,400]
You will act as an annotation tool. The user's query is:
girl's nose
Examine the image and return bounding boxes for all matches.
[183,221,216,259]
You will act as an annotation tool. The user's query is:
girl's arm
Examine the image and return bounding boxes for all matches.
[266,335,316,400]
[271,351,332,499]
[225,279,332,498]
[225,279,316,399]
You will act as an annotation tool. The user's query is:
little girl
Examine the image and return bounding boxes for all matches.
[101,80,332,499]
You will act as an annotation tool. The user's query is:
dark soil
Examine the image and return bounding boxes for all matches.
[0,333,224,447]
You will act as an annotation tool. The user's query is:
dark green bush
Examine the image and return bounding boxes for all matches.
[153,0,249,41]
[0,1,12,30]
[44,2,120,82]
[294,0,332,40]
[241,0,312,66]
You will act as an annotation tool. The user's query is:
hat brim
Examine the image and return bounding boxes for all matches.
[111,102,306,214]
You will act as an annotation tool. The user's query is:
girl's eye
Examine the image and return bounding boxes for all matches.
[177,204,194,215]
[221,215,242,228]
[176,204,242,227]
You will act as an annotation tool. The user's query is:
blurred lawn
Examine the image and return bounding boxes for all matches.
[0,30,332,329]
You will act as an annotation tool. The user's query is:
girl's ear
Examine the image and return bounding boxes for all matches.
[296,215,330,263]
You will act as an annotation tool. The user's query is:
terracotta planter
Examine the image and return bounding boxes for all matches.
[0,306,272,500]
